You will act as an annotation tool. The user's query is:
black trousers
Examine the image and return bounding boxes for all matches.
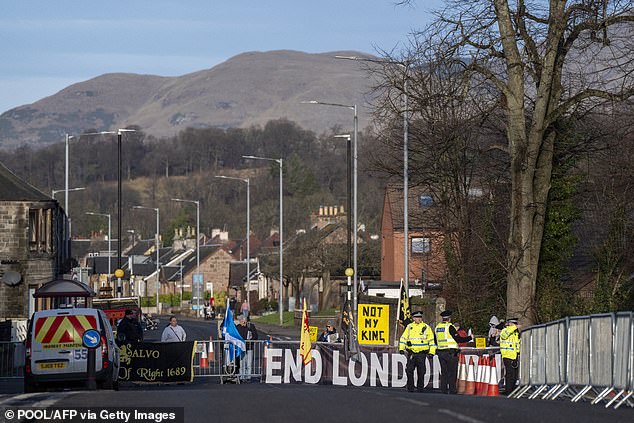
[438,349,458,394]
[503,357,519,394]
[405,352,428,391]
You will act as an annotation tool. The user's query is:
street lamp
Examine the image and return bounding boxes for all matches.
[132,206,160,312]
[52,187,86,199]
[333,135,352,270]
[53,187,86,247]
[171,198,202,316]
[85,212,111,289]
[242,155,284,325]
[215,175,250,310]
[335,55,411,290]
[302,100,359,312]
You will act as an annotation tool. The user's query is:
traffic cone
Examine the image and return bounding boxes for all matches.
[475,355,485,395]
[487,356,500,396]
[200,342,209,368]
[208,336,215,362]
[463,356,476,395]
[457,354,467,394]
[478,355,490,396]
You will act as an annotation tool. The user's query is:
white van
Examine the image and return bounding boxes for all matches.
[24,308,120,392]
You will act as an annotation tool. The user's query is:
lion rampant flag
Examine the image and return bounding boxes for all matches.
[299,298,312,365]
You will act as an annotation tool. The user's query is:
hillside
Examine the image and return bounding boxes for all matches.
[0,50,376,149]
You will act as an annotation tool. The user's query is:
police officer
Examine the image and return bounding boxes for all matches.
[399,310,436,392]
[435,310,472,394]
[500,317,521,394]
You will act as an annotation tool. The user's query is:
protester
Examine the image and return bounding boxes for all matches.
[317,321,341,343]
[236,315,258,382]
[500,318,521,394]
[399,311,436,392]
[488,315,501,346]
[161,316,187,342]
[241,300,250,320]
[116,309,143,343]
[435,310,472,394]
[454,322,469,347]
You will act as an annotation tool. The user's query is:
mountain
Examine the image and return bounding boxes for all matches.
[0,50,376,149]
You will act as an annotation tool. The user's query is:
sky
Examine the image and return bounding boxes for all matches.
[0,0,444,114]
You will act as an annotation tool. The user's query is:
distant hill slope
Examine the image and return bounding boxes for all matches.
[0,50,376,149]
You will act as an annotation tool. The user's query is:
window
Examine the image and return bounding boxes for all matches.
[29,208,53,254]
[418,195,433,207]
[411,237,431,254]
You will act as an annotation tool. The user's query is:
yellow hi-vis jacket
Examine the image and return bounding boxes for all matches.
[435,321,459,350]
[500,324,520,360]
[399,321,436,354]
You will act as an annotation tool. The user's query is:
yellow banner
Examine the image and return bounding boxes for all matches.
[357,304,389,345]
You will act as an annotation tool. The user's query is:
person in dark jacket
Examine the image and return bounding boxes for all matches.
[236,315,258,382]
[317,321,341,342]
[116,309,143,344]
[435,310,472,394]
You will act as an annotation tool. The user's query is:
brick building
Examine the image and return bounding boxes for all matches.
[0,161,66,320]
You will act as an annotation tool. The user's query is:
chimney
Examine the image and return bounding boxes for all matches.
[329,206,334,216]
[319,206,324,216]
[340,205,345,215]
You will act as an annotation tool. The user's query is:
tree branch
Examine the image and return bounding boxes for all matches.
[550,87,634,122]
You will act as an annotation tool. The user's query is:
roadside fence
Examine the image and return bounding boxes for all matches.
[0,341,24,378]
[510,312,633,409]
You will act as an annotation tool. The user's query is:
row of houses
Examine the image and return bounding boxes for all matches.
[0,158,448,321]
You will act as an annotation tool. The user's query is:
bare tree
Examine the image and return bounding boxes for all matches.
[390,0,634,324]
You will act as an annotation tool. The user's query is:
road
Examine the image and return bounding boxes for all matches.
[143,315,299,343]
[1,379,631,423]
[2,316,629,422]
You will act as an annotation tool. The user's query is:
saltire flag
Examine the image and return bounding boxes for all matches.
[222,299,245,361]
[299,298,312,365]
[397,279,411,327]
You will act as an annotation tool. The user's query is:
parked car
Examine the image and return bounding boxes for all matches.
[24,308,120,392]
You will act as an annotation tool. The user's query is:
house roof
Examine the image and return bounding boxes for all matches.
[229,261,259,288]
[0,160,51,201]
[383,184,443,231]
[127,240,155,256]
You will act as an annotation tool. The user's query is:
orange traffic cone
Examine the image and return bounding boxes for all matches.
[487,356,500,396]
[475,355,484,395]
[208,336,215,362]
[463,356,476,395]
[457,354,467,394]
[200,342,209,368]
[478,355,490,396]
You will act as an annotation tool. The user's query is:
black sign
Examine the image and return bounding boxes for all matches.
[118,341,196,383]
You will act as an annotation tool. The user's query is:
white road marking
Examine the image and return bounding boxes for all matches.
[396,397,429,406]
[437,408,485,423]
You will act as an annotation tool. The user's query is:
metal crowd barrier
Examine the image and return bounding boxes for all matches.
[510,312,633,409]
[0,341,24,378]
[192,340,267,383]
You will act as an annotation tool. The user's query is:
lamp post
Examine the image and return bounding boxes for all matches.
[302,100,359,312]
[52,187,85,245]
[335,55,411,290]
[242,155,284,325]
[171,198,201,316]
[85,212,111,288]
[333,135,352,271]
[215,175,250,310]
[133,206,160,311]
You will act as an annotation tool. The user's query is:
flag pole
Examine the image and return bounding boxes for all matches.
[394,278,403,347]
